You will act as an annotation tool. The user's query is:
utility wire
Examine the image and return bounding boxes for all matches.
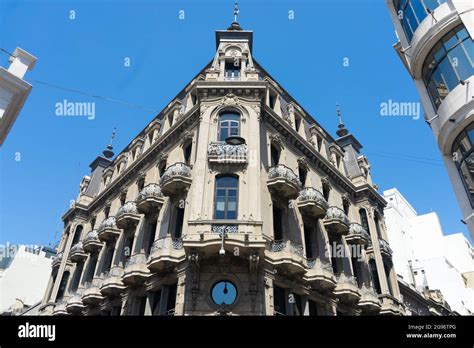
[0,47,14,58]
[32,79,160,113]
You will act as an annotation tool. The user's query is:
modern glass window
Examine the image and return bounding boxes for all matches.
[452,122,474,207]
[214,175,238,219]
[218,112,240,141]
[211,280,238,306]
[423,25,474,109]
[224,61,241,80]
[394,0,447,42]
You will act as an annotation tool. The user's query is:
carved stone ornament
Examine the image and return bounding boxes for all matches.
[269,133,284,149]
[297,157,309,171]
[220,93,240,108]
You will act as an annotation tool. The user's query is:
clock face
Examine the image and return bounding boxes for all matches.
[211,280,237,306]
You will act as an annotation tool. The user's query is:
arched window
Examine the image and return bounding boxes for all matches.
[218,112,240,142]
[72,225,83,245]
[214,175,238,219]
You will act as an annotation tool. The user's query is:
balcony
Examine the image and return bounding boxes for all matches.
[265,240,306,274]
[160,162,192,196]
[323,207,350,236]
[358,285,381,313]
[83,230,103,253]
[52,300,68,316]
[296,187,329,218]
[97,217,121,242]
[122,254,150,285]
[82,277,104,306]
[379,294,404,315]
[116,201,141,229]
[345,223,370,246]
[148,236,186,273]
[100,267,125,297]
[69,242,87,263]
[207,141,248,164]
[183,221,266,255]
[379,239,393,257]
[66,291,85,314]
[305,258,336,290]
[51,252,63,268]
[333,273,361,304]
[267,164,302,200]
[136,183,165,214]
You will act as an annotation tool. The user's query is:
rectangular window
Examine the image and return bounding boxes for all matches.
[224,61,240,80]
[151,290,162,316]
[273,285,287,316]
[293,293,303,316]
[303,224,313,259]
[214,176,238,219]
[102,245,115,274]
[173,207,185,238]
[145,220,157,256]
[308,300,318,316]
[136,296,147,316]
[165,284,177,315]
[273,205,283,240]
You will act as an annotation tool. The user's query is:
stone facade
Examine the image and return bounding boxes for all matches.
[39,21,404,316]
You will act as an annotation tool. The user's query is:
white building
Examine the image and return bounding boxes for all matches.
[0,47,36,146]
[383,188,474,315]
[0,245,55,315]
[386,1,474,239]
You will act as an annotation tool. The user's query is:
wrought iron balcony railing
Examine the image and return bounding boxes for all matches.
[160,162,192,185]
[268,164,302,188]
[269,240,304,257]
[207,141,248,164]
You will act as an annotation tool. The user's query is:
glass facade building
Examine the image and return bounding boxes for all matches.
[422,25,474,109]
[393,0,447,42]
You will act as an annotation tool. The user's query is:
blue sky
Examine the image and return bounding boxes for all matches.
[0,0,470,247]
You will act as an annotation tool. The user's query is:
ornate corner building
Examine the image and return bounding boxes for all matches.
[386,0,474,238]
[39,20,405,316]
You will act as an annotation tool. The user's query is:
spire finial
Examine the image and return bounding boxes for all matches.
[336,103,349,137]
[103,127,116,158]
[234,0,239,22]
[336,103,343,125]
